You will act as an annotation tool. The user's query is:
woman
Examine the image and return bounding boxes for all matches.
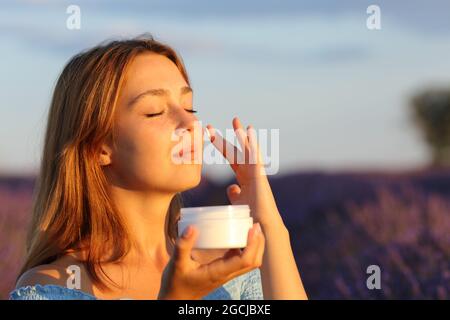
[10,34,307,300]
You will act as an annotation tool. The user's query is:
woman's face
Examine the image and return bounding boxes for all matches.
[102,52,203,193]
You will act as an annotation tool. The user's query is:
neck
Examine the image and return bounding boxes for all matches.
[108,184,176,269]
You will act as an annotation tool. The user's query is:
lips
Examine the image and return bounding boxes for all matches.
[178,145,195,157]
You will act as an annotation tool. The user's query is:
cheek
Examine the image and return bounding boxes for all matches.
[114,121,172,172]
[134,125,172,165]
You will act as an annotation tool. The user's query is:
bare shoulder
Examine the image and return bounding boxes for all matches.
[15,254,85,289]
[15,264,69,289]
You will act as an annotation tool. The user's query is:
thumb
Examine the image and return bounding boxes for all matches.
[226,184,241,204]
[173,225,198,264]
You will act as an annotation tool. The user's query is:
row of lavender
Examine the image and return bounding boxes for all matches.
[0,169,449,299]
[185,169,450,299]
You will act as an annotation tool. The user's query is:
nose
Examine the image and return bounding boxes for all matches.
[176,117,195,136]
[176,122,204,144]
[172,112,203,160]
[173,109,203,143]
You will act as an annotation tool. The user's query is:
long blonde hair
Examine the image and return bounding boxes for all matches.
[17,34,189,291]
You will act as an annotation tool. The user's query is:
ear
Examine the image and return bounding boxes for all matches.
[98,141,113,167]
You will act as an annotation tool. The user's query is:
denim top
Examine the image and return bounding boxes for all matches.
[9,268,263,300]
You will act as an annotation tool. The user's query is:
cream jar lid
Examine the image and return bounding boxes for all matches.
[180,205,250,220]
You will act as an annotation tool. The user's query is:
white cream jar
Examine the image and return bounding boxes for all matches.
[177,205,253,249]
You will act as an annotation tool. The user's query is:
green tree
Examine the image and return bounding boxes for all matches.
[411,89,450,167]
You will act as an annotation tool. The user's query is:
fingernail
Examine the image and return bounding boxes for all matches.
[206,127,215,142]
[182,226,193,238]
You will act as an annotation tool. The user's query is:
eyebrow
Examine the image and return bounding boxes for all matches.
[129,86,193,106]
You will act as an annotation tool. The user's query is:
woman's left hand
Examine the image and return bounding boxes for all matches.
[206,118,308,300]
[206,117,285,228]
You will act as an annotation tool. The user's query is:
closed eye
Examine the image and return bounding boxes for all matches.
[145,111,164,118]
[145,108,198,118]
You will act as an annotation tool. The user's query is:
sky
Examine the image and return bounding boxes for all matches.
[1,0,450,181]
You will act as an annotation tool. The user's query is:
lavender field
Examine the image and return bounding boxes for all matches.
[1,170,449,299]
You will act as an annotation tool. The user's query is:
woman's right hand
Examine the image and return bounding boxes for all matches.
[157,222,265,300]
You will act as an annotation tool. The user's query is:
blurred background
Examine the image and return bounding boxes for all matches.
[0,0,449,299]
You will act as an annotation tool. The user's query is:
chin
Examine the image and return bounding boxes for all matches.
[173,164,202,192]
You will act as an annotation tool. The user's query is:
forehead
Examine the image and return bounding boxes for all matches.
[122,53,188,93]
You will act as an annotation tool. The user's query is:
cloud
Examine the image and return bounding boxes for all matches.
[303,45,370,64]
[5,0,450,33]
[79,0,450,34]
[1,0,448,64]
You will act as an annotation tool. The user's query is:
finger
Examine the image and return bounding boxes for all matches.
[204,125,215,143]
[212,222,261,280]
[220,225,264,280]
[226,184,241,204]
[233,117,249,159]
[173,225,198,265]
[200,234,258,284]
[246,125,262,165]
[241,223,262,265]
[200,252,244,284]
[197,225,261,283]
[206,124,240,170]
